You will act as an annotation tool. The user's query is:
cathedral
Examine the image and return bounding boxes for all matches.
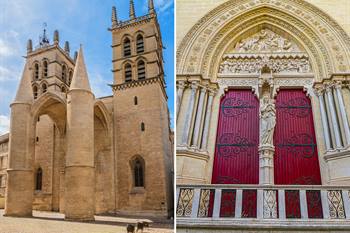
[2,0,173,220]
[176,0,350,232]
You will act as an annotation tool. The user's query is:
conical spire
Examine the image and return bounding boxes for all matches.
[14,63,33,103]
[112,6,118,26]
[148,0,155,14]
[129,0,135,20]
[70,45,91,91]
[53,30,59,45]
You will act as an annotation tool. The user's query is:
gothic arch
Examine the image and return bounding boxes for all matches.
[94,100,111,132]
[31,92,67,134]
[177,0,350,81]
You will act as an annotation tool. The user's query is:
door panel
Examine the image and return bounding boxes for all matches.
[274,89,321,185]
[212,89,259,184]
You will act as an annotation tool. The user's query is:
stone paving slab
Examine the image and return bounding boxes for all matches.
[0,210,174,233]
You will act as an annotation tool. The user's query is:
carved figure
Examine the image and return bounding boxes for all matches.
[260,95,276,146]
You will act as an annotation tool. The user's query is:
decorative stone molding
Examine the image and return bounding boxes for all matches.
[177,0,350,81]
[111,76,165,91]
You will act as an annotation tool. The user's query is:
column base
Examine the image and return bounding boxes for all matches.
[64,166,95,221]
[259,145,275,185]
[4,169,34,217]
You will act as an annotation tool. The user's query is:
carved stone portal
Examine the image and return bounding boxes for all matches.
[218,29,311,75]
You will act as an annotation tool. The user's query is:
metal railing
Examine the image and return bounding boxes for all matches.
[176,184,350,220]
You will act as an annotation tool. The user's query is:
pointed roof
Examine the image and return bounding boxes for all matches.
[69,45,91,91]
[148,0,155,14]
[14,63,33,103]
[112,6,118,26]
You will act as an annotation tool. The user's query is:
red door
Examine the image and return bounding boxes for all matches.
[212,89,259,184]
[274,89,321,185]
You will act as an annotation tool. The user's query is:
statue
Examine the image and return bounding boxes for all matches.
[260,95,276,146]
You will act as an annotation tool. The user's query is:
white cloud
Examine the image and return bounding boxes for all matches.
[0,66,20,81]
[0,39,13,57]
[155,0,173,13]
[0,115,10,135]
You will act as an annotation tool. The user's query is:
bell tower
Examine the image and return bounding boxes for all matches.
[109,0,173,216]
[26,26,76,99]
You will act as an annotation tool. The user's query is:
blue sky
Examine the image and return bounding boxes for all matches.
[0,0,174,134]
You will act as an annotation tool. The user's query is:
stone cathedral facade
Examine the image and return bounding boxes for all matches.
[3,0,173,220]
[176,0,350,232]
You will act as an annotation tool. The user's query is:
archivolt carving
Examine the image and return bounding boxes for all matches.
[177,0,350,80]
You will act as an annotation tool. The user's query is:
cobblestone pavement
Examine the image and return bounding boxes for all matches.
[0,210,174,233]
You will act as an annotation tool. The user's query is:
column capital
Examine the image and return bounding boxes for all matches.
[176,80,186,89]
[334,81,343,90]
[190,81,199,90]
[313,87,325,96]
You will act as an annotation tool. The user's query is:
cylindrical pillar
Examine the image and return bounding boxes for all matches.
[201,90,214,151]
[335,83,350,146]
[325,87,342,149]
[65,89,95,220]
[180,81,198,146]
[318,92,332,151]
[258,145,274,185]
[192,87,206,148]
[5,102,33,217]
[176,81,185,119]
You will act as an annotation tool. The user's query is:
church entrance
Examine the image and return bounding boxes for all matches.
[211,89,259,185]
[274,89,321,185]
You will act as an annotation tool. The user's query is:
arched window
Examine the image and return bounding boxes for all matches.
[136,34,144,54]
[137,60,146,80]
[33,86,38,99]
[43,60,48,78]
[62,65,67,82]
[34,63,39,80]
[35,167,43,191]
[141,122,145,131]
[42,83,47,93]
[123,38,131,57]
[134,96,138,105]
[125,63,132,82]
[133,159,144,187]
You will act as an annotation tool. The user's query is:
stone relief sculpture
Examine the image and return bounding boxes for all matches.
[219,57,311,74]
[235,29,298,53]
[260,95,276,146]
[218,29,312,74]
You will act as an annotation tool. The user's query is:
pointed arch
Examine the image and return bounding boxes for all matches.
[123,37,132,57]
[124,62,132,82]
[94,100,111,132]
[61,64,67,82]
[136,33,144,54]
[35,167,43,191]
[129,155,145,188]
[42,59,49,78]
[177,0,350,81]
[137,60,146,80]
[33,62,40,80]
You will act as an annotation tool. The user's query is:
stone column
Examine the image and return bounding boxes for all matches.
[5,102,34,217]
[201,90,214,151]
[191,87,206,148]
[318,91,332,151]
[180,81,198,146]
[65,47,95,221]
[5,63,34,217]
[335,82,350,146]
[259,145,274,185]
[176,81,186,119]
[325,86,342,149]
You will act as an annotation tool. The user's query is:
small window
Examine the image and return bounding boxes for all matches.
[134,96,138,105]
[136,34,144,54]
[34,63,39,80]
[37,117,40,122]
[61,86,66,93]
[141,122,145,131]
[35,168,42,191]
[43,60,48,78]
[36,136,39,142]
[134,159,144,187]
[33,86,38,99]
[42,83,47,93]
[137,60,146,80]
[68,70,73,84]
[123,38,131,57]
[125,63,132,82]
[62,65,67,82]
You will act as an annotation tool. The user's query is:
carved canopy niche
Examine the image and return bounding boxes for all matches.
[219,28,312,75]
